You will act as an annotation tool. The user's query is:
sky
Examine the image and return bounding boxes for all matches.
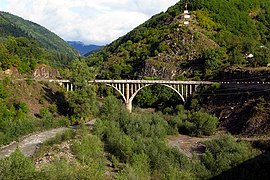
[0,0,179,45]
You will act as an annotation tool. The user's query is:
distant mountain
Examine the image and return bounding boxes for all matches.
[0,11,78,67]
[67,41,102,56]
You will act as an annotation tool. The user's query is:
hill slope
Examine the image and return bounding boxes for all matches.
[0,11,78,67]
[85,0,270,136]
[87,0,270,80]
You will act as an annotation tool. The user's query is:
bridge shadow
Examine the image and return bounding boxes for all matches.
[200,87,270,135]
[211,151,270,180]
[42,86,70,116]
[211,144,270,180]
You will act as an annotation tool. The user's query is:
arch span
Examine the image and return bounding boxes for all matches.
[105,83,188,113]
[129,84,186,104]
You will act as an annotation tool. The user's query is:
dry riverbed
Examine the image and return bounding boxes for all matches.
[0,127,67,158]
[0,119,96,158]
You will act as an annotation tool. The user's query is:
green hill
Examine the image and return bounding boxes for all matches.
[0,11,78,70]
[87,0,270,80]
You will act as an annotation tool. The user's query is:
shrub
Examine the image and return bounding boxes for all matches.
[0,149,36,180]
[201,134,260,177]
[186,111,219,136]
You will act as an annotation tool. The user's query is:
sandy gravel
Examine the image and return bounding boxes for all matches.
[0,127,67,158]
[168,134,209,158]
[0,119,97,159]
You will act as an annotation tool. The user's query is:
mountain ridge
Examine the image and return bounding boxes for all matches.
[86,0,270,81]
[0,11,78,67]
[67,41,102,56]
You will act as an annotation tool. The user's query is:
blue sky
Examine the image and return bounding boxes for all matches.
[0,0,179,45]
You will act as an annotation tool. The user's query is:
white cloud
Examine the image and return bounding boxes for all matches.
[0,0,179,45]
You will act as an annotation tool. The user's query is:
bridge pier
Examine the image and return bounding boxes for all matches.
[125,100,132,113]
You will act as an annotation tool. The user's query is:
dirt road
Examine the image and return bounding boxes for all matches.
[0,119,96,159]
[0,127,67,158]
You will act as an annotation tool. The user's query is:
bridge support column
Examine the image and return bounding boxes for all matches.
[125,100,132,113]
[125,83,133,113]
[66,83,69,91]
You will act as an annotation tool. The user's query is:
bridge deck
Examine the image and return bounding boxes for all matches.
[48,79,270,85]
[49,79,215,85]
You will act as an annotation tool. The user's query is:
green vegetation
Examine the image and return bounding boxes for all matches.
[64,59,99,122]
[0,149,36,180]
[0,78,71,146]
[201,134,260,177]
[0,96,263,179]
[0,11,78,68]
[0,36,41,73]
[171,108,219,136]
[1,0,270,179]
[86,0,270,80]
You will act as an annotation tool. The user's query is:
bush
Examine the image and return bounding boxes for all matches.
[186,111,219,136]
[173,109,219,136]
[201,134,260,177]
[0,149,36,180]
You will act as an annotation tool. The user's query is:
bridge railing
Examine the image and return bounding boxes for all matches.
[81,79,214,85]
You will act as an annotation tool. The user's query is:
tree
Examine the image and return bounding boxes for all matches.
[67,59,98,121]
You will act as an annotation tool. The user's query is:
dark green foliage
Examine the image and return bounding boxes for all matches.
[134,85,181,110]
[0,37,42,72]
[201,134,260,177]
[0,96,261,179]
[0,81,7,98]
[67,59,99,120]
[0,99,36,145]
[171,109,219,136]
[0,11,78,68]
[0,149,36,180]
[186,111,219,136]
[117,153,151,180]
[188,0,270,67]
[72,133,105,172]
[94,96,205,179]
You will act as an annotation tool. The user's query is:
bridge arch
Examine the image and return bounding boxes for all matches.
[128,84,186,104]
[106,84,127,102]
[105,83,187,113]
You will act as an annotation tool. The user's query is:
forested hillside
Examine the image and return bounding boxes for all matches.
[0,11,78,69]
[87,0,270,80]
[0,1,270,179]
[84,0,270,136]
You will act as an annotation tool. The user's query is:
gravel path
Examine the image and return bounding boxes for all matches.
[168,134,209,158]
[0,119,96,159]
[0,127,67,158]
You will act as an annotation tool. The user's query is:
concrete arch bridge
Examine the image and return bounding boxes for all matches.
[50,79,214,113]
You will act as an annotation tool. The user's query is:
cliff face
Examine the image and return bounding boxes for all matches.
[217,67,270,81]
[32,65,60,79]
[138,25,219,79]
[0,65,60,79]
[202,91,270,137]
